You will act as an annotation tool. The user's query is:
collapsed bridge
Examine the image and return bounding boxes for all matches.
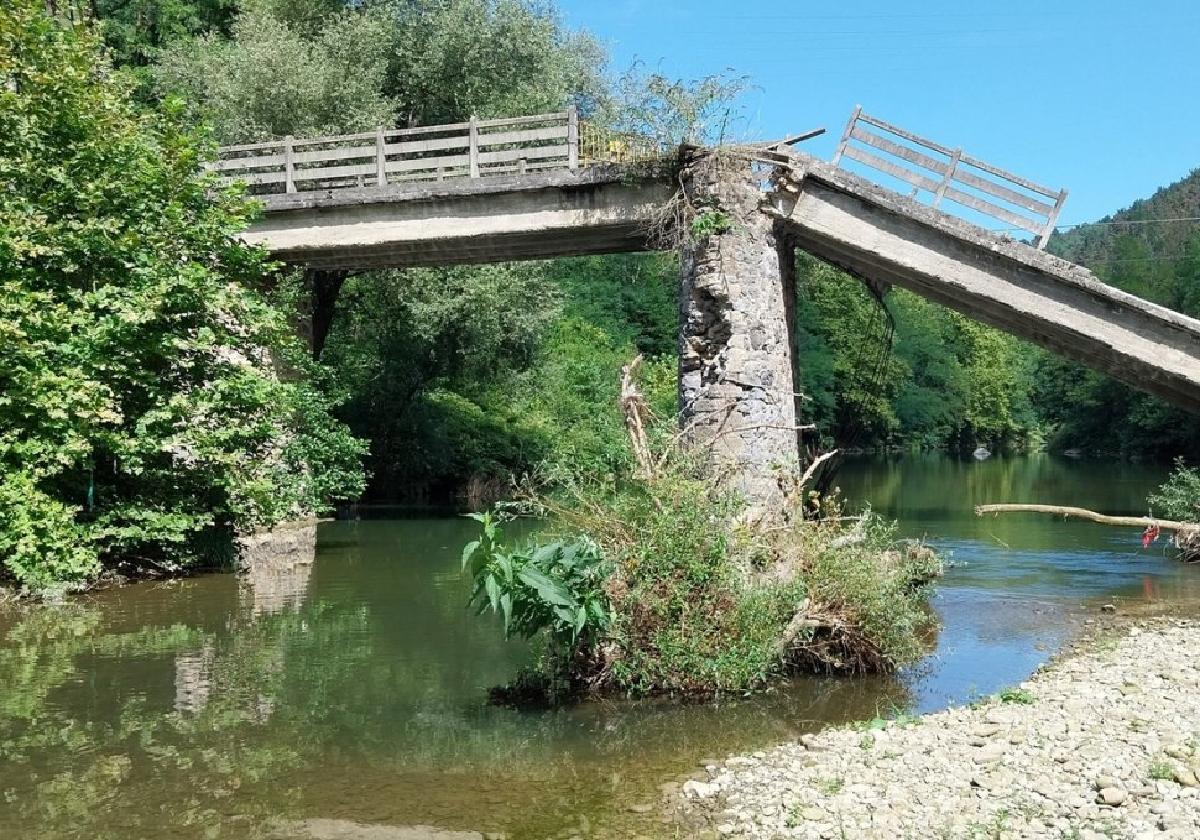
[216,108,1200,508]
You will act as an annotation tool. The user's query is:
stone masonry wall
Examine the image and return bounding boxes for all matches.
[678,153,801,515]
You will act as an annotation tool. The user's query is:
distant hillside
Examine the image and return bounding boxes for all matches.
[1048,169,1200,309]
[1034,167,1200,460]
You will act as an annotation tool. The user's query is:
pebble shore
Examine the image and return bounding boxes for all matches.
[683,618,1200,839]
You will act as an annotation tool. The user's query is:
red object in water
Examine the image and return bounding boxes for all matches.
[1142,524,1160,548]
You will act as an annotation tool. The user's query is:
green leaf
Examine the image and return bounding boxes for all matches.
[460,540,480,571]
[484,573,501,612]
[516,567,574,609]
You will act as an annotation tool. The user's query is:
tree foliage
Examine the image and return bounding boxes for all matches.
[155,5,398,142]
[0,1,364,590]
[1037,183,1200,459]
[1148,459,1200,523]
[794,255,1038,451]
[381,0,608,125]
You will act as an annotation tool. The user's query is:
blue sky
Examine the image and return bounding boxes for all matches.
[557,0,1200,224]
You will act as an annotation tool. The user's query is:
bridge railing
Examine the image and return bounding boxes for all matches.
[832,106,1068,248]
[213,109,582,195]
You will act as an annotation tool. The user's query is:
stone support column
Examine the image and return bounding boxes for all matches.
[678,153,802,515]
[305,267,348,360]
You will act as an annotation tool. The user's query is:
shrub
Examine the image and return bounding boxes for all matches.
[0,3,365,591]
[461,511,612,700]
[462,449,940,700]
[1148,459,1200,522]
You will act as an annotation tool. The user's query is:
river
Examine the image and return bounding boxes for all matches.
[1,454,1196,839]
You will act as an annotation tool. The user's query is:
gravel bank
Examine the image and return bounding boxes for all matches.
[684,618,1200,839]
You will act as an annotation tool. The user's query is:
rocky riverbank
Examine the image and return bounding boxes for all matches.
[682,617,1200,839]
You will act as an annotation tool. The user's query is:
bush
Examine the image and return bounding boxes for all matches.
[462,512,611,648]
[0,3,365,591]
[1148,459,1200,522]
[462,449,940,700]
[461,511,611,702]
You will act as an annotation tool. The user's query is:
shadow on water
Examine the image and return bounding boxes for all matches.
[2,454,1198,838]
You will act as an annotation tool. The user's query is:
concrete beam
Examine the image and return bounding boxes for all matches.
[771,155,1200,414]
[241,165,676,270]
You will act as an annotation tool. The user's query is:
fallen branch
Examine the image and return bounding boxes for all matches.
[773,598,825,659]
[620,355,655,480]
[975,504,1196,532]
[799,449,839,490]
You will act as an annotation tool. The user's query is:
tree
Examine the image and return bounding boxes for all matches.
[321,264,561,499]
[154,4,397,143]
[0,1,365,590]
[93,0,238,69]
[378,0,608,126]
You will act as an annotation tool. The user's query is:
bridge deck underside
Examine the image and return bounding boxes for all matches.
[242,167,672,270]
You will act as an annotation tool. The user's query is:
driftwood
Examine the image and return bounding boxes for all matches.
[975,504,1195,532]
[773,598,825,659]
[976,503,1200,562]
[799,449,839,490]
[620,355,655,479]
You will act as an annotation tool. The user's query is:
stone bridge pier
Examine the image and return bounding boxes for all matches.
[678,153,803,514]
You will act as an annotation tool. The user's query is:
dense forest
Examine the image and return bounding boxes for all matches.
[4,0,1199,590]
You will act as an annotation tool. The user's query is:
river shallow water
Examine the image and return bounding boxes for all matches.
[2,454,1197,839]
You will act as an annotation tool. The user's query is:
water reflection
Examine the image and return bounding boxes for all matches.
[240,551,314,617]
[0,455,1197,839]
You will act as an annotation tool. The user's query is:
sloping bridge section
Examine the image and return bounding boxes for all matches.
[767,153,1200,414]
[222,111,1200,421]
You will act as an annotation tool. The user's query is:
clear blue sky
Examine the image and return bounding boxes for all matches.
[557,0,1200,224]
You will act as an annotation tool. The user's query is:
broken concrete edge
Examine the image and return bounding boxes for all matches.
[255,160,680,215]
[778,152,1200,342]
[234,517,326,572]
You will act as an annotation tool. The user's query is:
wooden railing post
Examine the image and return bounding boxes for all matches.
[283,135,296,193]
[1039,189,1069,249]
[831,104,861,166]
[375,126,388,186]
[567,105,579,171]
[468,116,480,178]
[933,148,962,208]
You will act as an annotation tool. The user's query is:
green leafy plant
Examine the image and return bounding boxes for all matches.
[817,777,844,795]
[1148,459,1200,522]
[689,207,733,241]
[998,687,1036,705]
[461,512,612,650]
[1149,760,1175,781]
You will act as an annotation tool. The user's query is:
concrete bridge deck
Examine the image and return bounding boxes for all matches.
[768,152,1200,414]
[240,164,674,269]
[225,114,1200,418]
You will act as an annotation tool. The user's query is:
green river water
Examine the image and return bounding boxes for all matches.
[1,454,1197,839]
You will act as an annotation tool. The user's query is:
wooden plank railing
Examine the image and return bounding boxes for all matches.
[214,108,583,195]
[832,106,1068,249]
